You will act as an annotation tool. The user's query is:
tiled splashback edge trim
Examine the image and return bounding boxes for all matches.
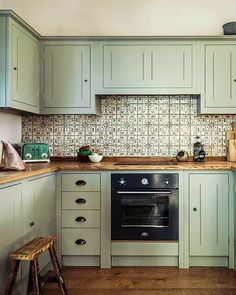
[22,95,236,157]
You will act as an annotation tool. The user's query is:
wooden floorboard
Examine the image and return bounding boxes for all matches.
[42,266,236,295]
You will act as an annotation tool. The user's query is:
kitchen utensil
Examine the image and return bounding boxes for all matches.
[227,139,236,161]
[226,124,236,161]
[176,150,189,162]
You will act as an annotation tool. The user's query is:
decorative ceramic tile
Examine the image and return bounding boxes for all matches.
[64,115,75,126]
[159,115,169,125]
[22,95,236,157]
[138,104,148,114]
[170,104,180,114]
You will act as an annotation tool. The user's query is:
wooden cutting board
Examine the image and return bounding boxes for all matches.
[226,126,236,161]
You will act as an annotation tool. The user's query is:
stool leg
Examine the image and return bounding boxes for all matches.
[27,259,42,295]
[4,260,20,295]
[49,244,68,295]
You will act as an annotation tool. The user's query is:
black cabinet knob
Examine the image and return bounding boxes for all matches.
[13,67,17,70]
[84,79,88,82]
[193,207,197,211]
[30,221,35,227]
[75,180,87,186]
[75,198,86,204]
[75,216,86,222]
[75,239,86,245]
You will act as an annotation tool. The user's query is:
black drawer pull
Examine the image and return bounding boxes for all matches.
[30,221,35,227]
[75,180,87,186]
[75,198,86,204]
[75,239,86,245]
[75,216,86,222]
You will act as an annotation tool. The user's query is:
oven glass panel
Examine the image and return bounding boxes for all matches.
[121,195,169,227]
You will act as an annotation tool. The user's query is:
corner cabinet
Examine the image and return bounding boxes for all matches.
[0,183,22,293]
[199,41,236,114]
[41,41,100,115]
[186,172,234,268]
[0,16,40,113]
[0,173,56,293]
[97,41,197,94]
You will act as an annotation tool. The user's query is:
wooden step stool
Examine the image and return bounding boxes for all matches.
[4,236,68,295]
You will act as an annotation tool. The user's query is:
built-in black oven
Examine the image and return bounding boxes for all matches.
[111,173,179,240]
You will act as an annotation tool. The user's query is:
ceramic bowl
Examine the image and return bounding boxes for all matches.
[88,153,103,163]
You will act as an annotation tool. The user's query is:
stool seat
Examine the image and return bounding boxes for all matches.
[10,237,55,261]
[4,236,68,295]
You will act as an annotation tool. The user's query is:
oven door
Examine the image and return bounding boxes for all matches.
[111,189,178,240]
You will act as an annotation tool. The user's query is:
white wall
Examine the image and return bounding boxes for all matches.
[0,112,21,143]
[1,0,236,36]
[0,0,235,142]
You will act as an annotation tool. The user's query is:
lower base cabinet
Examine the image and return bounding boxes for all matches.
[21,173,56,291]
[60,173,101,266]
[0,183,22,293]
[188,172,232,266]
[0,173,56,294]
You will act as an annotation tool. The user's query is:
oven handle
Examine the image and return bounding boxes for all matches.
[117,191,172,194]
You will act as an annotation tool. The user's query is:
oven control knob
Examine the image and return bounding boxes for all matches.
[118,178,126,185]
[164,178,170,185]
[141,178,149,185]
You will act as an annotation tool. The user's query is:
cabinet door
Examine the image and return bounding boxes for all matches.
[26,174,56,270]
[201,43,236,113]
[10,19,39,112]
[189,173,229,256]
[103,45,148,87]
[22,174,56,278]
[0,184,22,292]
[102,43,193,90]
[43,45,91,108]
[150,45,192,87]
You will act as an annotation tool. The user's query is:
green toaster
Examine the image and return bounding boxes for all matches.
[15,143,50,163]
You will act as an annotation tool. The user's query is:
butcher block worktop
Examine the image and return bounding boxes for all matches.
[0,157,236,185]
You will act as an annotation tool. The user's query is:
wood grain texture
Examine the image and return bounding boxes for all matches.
[0,159,236,185]
[42,266,236,295]
[10,237,55,261]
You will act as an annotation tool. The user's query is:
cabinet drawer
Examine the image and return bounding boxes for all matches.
[62,192,100,209]
[62,173,100,191]
[62,210,100,228]
[62,229,100,255]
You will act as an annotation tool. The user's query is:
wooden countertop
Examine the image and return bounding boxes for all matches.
[0,159,236,185]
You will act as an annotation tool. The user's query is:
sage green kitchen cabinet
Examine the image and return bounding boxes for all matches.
[22,174,56,271]
[199,42,236,114]
[0,183,22,293]
[60,172,101,266]
[98,41,197,94]
[41,42,100,114]
[189,173,229,258]
[0,16,40,113]
[0,174,56,293]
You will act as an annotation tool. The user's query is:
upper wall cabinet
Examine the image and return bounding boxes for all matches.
[0,16,40,113]
[41,42,100,115]
[199,41,236,114]
[97,41,197,95]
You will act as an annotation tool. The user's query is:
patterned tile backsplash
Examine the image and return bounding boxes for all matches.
[22,95,236,157]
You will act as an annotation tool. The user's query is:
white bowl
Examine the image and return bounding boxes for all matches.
[88,153,103,163]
